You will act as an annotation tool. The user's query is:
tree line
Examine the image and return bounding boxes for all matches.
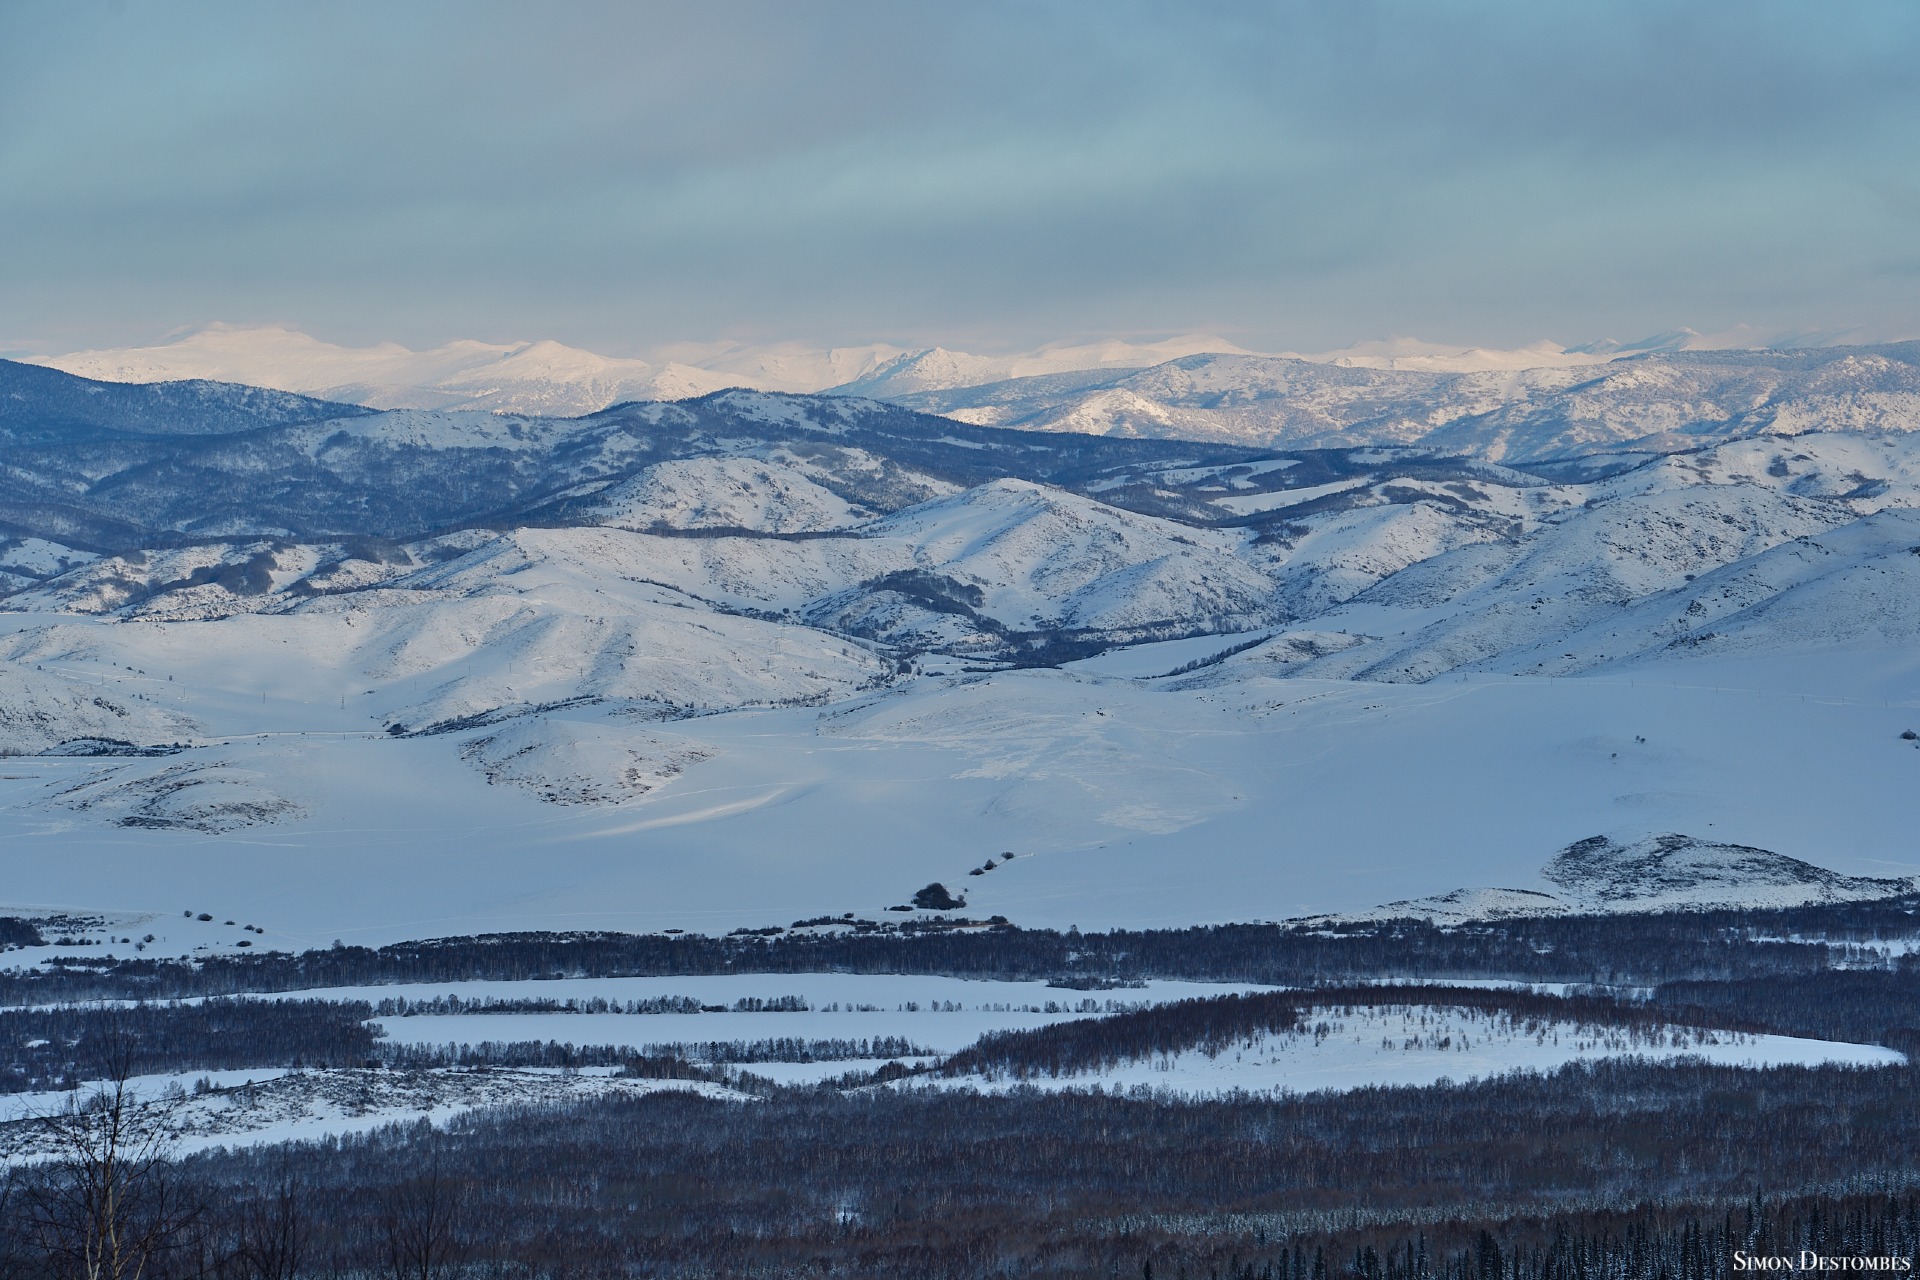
[7,1055,1917,1278]
[935,984,1784,1081]
[0,1000,377,1094]
[6,895,1918,1009]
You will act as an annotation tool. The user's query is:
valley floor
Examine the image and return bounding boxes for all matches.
[0,634,1914,947]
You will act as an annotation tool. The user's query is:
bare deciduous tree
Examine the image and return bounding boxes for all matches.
[232,1175,304,1280]
[380,1153,463,1280]
[26,1041,198,1280]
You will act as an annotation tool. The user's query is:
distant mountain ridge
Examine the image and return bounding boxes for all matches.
[28,323,1822,419]
[13,353,1920,684]
[30,328,1920,466]
[0,357,369,439]
[0,357,1282,549]
[25,325,1263,416]
[896,343,1920,461]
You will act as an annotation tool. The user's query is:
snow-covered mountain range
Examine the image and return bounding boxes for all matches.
[25,323,1839,416]
[25,325,1268,416]
[0,356,1915,942]
[27,325,756,414]
[895,344,1920,460]
[31,327,1920,468]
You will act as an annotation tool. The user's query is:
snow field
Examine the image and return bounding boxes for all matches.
[350,975,1279,1058]
[0,1067,746,1161]
[7,978,1900,1156]
[0,643,1917,944]
[923,1003,1905,1098]
[2,432,1920,946]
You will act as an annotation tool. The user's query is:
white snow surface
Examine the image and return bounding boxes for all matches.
[0,663,198,755]
[0,1068,746,1160]
[1346,833,1917,924]
[27,326,727,416]
[29,326,1267,414]
[13,982,1894,1151]
[896,348,1920,461]
[585,457,872,532]
[33,325,1776,421]
[0,435,1918,940]
[858,480,1275,634]
[923,1003,1904,1098]
[0,647,1915,945]
[259,974,1278,1055]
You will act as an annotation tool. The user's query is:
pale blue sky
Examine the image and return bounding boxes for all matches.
[3,0,1917,355]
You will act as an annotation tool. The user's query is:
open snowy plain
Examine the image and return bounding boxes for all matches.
[0,645,1914,947]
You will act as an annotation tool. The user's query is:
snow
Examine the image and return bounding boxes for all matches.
[1,431,1920,941]
[26,325,690,416]
[459,719,712,806]
[0,539,95,582]
[1,1067,747,1160]
[48,758,304,833]
[1065,631,1272,678]
[585,457,872,533]
[37,326,1920,466]
[1343,833,1917,924]
[1088,457,1300,493]
[860,480,1275,636]
[830,335,1256,397]
[0,662,197,756]
[1210,477,1370,515]
[0,642,1915,946]
[894,346,1920,461]
[238,974,1280,1055]
[0,1069,293,1126]
[20,324,1709,429]
[924,1003,1905,1098]
[16,986,1885,1152]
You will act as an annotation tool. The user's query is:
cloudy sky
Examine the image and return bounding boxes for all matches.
[3,0,1917,356]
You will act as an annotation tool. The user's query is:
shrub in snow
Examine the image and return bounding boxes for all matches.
[911,883,966,911]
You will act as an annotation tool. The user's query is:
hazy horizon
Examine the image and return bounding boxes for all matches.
[11,319,1918,373]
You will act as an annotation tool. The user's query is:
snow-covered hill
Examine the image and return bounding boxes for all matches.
[893,345,1920,461]
[1151,433,1920,684]
[582,457,876,533]
[0,663,197,756]
[1544,833,1914,911]
[1352,834,1916,923]
[1,354,1918,940]
[0,361,1295,546]
[826,335,1258,398]
[831,480,1278,647]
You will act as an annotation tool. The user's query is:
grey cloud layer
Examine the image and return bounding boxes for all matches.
[2,0,1916,353]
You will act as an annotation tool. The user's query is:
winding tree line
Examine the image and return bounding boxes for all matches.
[1651,970,1920,1048]
[934,985,1785,1081]
[1,977,1875,1099]
[370,994,708,1017]
[5,895,1918,1010]
[0,999,951,1091]
[629,1035,933,1064]
[0,1000,377,1094]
